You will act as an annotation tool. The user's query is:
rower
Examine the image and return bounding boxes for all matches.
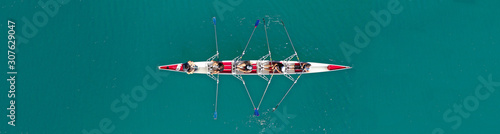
[264,62,285,73]
[183,61,198,74]
[237,61,253,73]
[296,62,311,72]
[209,60,224,74]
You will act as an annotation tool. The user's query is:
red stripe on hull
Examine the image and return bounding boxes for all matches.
[221,62,232,73]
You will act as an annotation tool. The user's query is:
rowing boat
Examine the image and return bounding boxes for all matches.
[159,17,350,119]
[158,60,350,74]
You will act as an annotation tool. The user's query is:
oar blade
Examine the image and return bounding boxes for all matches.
[213,17,216,25]
[254,109,260,116]
[214,111,217,120]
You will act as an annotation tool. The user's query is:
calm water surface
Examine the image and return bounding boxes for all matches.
[1,0,499,133]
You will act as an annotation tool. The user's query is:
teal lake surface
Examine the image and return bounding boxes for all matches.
[2,0,500,133]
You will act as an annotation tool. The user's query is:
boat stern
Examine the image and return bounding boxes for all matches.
[158,63,183,72]
[158,61,210,74]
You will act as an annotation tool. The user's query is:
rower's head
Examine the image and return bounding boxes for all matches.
[246,65,253,70]
[305,64,311,68]
[304,64,311,71]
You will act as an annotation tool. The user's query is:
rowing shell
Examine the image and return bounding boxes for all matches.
[160,17,352,119]
[158,60,351,75]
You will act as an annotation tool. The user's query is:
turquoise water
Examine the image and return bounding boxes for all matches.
[2,0,500,133]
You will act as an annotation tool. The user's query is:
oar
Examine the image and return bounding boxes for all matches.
[213,17,219,59]
[281,20,300,62]
[235,19,261,116]
[273,20,303,112]
[214,74,219,120]
[240,19,260,58]
[256,18,274,115]
[213,17,219,120]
